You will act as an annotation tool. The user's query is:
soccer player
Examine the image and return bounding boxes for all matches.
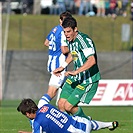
[44,11,72,99]
[53,17,101,119]
[17,94,119,133]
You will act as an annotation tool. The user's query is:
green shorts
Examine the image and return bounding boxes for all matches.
[60,78,99,106]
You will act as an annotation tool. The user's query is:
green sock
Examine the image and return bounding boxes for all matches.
[73,107,90,120]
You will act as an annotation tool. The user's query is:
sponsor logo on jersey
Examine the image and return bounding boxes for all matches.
[71,51,78,61]
[40,106,49,113]
[53,27,58,33]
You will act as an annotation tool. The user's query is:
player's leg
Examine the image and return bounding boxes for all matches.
[72,106,91,120]
[47,71,66,99]
[58,78,73,112]
[61,79,91,120]
[47,85,59,99]
[72,116,92,133]
[91,120,119,131]
[63,101,91,120]
[58,98,67,112]
[66,82,98,120]
[80,82,98,104]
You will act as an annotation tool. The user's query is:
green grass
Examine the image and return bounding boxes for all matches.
[0,100,133,133]
[2,15,132,51]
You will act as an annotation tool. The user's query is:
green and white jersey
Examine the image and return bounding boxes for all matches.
[67,31,101,84]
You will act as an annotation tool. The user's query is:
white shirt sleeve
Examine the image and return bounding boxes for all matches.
[82,47,95,58]
[61,31,68,46]
[37,96,49,108]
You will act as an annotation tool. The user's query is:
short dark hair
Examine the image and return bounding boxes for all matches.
[17,98,38,115]
[62,17,77,30]
[60,11,72,21]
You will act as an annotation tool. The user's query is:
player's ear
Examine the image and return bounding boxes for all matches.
[25,112,29,117]
[59,19,62,25]
[74,27,78,32]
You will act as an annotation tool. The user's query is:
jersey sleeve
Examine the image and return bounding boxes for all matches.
[37,94,52,109]
[82,37,95,58]
[61,31,68,46]
[33,121,43,133]
[46,32,51,41]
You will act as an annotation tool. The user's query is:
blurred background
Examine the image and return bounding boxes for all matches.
[0,0,133,100]
[1,0,133,18]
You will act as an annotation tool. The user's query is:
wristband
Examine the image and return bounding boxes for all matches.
[61,62,68,68]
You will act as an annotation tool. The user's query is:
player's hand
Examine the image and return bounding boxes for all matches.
[53,67,64,76]
[65,71,78,76]
[18,131,32,133]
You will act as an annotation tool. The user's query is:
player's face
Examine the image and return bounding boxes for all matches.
[25,112,35,120]
[63,27,77,42]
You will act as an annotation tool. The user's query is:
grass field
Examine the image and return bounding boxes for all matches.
[2,15,132,51]
[0,100,133,133]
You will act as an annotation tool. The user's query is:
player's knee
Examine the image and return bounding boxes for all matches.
[64,102,73,112]
[58,98,66,111]
[47,87,58,99]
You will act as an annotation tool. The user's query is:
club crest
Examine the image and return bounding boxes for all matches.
[40,106,49,113]
[71,51,78,61]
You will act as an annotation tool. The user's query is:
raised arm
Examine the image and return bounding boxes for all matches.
[53,53,73,75]
[65,55,96,76]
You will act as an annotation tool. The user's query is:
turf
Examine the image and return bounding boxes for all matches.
[0,100,133,133]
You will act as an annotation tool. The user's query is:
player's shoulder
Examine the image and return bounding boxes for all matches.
[51,25,62,34]
[53,25,62,30]
[78,31,90,40]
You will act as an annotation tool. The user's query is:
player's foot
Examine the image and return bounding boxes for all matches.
[108,121,119,131]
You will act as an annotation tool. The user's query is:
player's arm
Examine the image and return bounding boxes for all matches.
[53,53,73,76]
[76,55,96,73]
[60,31,69,55]
[33,122,45,133]
[61,45,69,55]
[65,55,96,76]
[18,131,32,133]
[70,38,96,75]
[64,52,73,65]
[65,38,96,77]
[44,39,49,47]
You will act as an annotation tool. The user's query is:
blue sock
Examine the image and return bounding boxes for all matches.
[38,94,52,108]
[42,94,52,103]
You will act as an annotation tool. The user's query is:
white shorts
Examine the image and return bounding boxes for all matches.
[49,71,67,88]
[67,116,92,133]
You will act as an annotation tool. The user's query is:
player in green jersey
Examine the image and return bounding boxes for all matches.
[54,17,101,120]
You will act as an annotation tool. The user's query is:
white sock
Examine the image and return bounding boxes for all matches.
[91,120,112,130]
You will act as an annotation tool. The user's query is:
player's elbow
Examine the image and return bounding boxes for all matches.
[61,46,69,55]
[88,55,96,66]
[44,39,49,47]
[92,59,96,66]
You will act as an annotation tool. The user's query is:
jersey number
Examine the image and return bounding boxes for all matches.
[50,108,68,123]
[49,34,56,51]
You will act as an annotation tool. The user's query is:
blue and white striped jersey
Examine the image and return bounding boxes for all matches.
[29,94,104,133]
[46,25,67,72]
[33,104,92,133]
